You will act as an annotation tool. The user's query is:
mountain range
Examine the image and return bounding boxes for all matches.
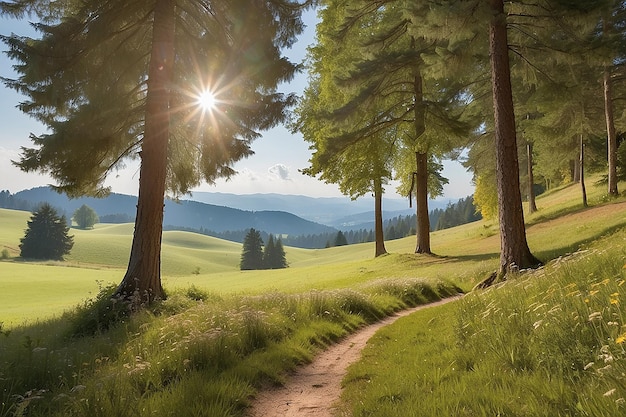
[7,187,452,236]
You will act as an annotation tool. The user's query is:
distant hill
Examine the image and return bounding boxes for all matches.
[187,191,449,226]
[8,187,336,236]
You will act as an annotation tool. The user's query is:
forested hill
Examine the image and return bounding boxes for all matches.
[1,187,336,236]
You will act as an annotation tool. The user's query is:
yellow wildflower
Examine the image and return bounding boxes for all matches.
[617,334,626,344]
[611,299,619,305]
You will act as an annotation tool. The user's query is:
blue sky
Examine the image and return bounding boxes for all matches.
[0,9,474,200]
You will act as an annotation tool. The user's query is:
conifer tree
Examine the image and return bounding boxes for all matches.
[20,203,74,260]
[334,231,348,247]
[263,234,276,269]
[299,0,476,256]
[264,235,288,269]
[1,0,312,303]
[240,228,264,271]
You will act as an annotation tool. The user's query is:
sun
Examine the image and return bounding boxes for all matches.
[197,89,217,111]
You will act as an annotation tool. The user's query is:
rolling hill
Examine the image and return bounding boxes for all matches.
[10,187,337,236]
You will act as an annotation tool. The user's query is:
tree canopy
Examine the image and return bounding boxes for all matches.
[73,204,99,229]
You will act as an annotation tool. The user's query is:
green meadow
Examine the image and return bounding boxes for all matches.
[0,177,625,416]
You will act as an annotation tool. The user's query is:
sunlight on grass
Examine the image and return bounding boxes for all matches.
[340,229,626,417]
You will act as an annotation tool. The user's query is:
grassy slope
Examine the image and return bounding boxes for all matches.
[340,181,626,417]
[2,178,626,325]
[1,178,625,416]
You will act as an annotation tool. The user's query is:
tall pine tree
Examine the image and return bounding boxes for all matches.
[1,0,312,303]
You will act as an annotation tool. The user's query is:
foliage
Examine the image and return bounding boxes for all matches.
[473,174,499,220]
[19,203,73,260]
[240,228,264,270]
[67,283,130,337]
[72,204,99,229]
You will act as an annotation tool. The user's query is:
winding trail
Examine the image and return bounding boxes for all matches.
[247,297,460,417]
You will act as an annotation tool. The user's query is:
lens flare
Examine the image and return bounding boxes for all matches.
[197,90,216,111]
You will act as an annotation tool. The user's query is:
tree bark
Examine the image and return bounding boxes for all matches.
[373,179,387,257]
[580,133,588,208]
[604,68,619,196]
[116,0,175,303]
[411,39,431,255]
[489,0,540,275]
[414,151,431,254]
[527,142,537,213]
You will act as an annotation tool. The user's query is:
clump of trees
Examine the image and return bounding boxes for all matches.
[240,229,287,270]
[73,204,99,229]
[20,203,74,260]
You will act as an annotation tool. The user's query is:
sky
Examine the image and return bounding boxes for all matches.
[0,8,474,201]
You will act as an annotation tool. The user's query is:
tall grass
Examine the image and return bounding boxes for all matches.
[0,277,459,417]
[341,228,626,417]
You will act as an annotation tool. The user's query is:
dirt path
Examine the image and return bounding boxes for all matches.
[247,297,459,417]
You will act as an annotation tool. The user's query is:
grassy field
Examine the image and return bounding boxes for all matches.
[3,178,624,326]
[0,177,625,416]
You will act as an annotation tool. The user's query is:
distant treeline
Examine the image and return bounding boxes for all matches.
[164,195,480,249]
[3,189,480,249]
[430,196,482,231]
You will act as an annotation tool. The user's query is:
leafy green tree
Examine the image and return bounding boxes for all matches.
[20,203,74,260]
[73,204,99,229]
[240,228,264,270]
[1,0,311,303]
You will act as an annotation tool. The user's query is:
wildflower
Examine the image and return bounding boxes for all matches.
[604,389,617,397]
[616,398,625,406]
[616,334,626,344]
[584,362,594,370]
[611,292,619,297]
[611,299,619,305]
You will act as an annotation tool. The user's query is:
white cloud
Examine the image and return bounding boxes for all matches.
[267,164,292,181]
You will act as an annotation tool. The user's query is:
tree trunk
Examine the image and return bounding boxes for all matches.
[489,0,540,275]
[373,179,387,257]
[527,142,537,213]
[414,151,431,254]
[115,0,175,303]
[411,38,431,255]
[580,133,588,208]
[604,68,619,196]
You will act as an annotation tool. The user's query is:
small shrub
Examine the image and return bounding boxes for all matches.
[0,248,9,260]
[67,283,130,337]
